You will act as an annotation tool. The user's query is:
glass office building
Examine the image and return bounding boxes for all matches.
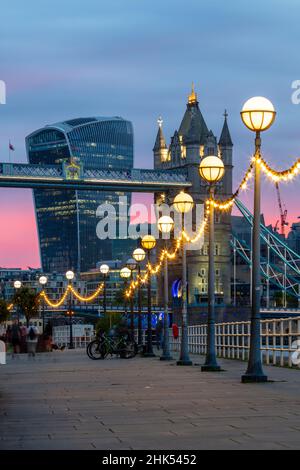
[26,117,135,273]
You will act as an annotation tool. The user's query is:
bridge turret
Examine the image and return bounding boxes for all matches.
[218,110,233,198]
[153,117,168,168]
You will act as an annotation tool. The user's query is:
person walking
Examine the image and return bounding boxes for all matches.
[26,323,39,358]
[10,320,21,357]
[155,317,163,350]
[20,323,27,353]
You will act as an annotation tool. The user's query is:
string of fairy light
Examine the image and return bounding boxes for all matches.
[6,155,300,310]
[40,282,104,308]
[8,283,104,311]
[125,154,300,298]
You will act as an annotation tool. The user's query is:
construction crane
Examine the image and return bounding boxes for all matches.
[275,182,288,236]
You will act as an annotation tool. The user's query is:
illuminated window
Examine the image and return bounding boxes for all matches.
[214,244,220,256]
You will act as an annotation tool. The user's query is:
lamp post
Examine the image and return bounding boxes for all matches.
[65,270,75,349]
[14,280,22,324]
[141,235,157,357]
[133,248,146,347]
[100,264,110,319]
[126,258,137,336]
[199,155,225,371]
[157,216,174,361]
[240,96,276,383]
[120,267,131,320]
[173,191,194,366]
[39,275,47,333]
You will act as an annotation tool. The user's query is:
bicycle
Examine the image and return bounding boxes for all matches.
[87,331,137,360]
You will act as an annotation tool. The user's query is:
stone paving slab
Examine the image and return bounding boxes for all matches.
[1,350,300,450]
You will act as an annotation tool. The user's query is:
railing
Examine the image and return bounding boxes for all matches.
[169,316,300,368]
[0,163,63,177]
[0,163,189,184]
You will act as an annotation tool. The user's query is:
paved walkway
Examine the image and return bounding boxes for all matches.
[1,350,300,450]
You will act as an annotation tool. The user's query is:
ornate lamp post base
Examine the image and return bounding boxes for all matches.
[177,359,193,366]
[144,351,156,358]
[160,354,173,361]
[241,373,268,383]
[201,364,221,372]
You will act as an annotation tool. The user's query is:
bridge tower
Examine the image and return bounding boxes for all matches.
[153,86,233,315]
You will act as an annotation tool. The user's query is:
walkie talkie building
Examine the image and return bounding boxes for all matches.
[26,117,134,273]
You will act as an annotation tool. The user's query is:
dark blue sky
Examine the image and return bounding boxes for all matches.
[0,0,300,267]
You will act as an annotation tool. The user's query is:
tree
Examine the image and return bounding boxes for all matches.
[95,313,124,335]
[13,287,39,326]
[0,299,9,324]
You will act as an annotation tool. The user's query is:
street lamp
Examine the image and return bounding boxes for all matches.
[126,258,137,335]
[158,216,174,361]
[199,155,225,372]
[39,275,47,334]
[141,234,157,357]
[65,270,75,349]
[100,264,110,318]
[173,192,194,366]
[120,267,131,323]
[14,281,22,324]
[133,248,146,347]
[240,96,276,383]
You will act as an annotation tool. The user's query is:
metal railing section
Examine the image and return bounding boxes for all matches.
[168,316,300,368]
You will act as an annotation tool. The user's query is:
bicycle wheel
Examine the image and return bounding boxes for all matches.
[120,341,138,359]
[87,340,107,360]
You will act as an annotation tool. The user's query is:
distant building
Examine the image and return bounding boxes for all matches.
[0,268,84,305]
[287,221,300,254]
[26,117,135,273]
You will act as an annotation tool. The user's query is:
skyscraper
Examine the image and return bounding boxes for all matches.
[26,117,134,273]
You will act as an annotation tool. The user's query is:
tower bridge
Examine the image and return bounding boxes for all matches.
[0,162,191,192]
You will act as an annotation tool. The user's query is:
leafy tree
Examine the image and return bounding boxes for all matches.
[0,299,10,324]
[95,313,124,335]
[13,287,39,326]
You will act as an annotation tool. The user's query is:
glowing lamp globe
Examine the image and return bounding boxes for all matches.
[39,276,47,286]
[141,235,156,251]
[65,270,75,281]
[157,215,174,234]
[133,248,146,263]
[173,191,194,214]
[241,96,276,132]
[120,267,131,279]
[126,258,137,271]
[199,156,225,183]
[100,264,110,275]
[14,280,21,289]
